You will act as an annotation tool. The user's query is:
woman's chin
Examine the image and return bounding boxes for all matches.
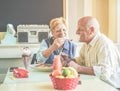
[58,36,65,38]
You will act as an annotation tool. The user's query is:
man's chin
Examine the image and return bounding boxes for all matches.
[79,39,82,42]
[79,39,84,42]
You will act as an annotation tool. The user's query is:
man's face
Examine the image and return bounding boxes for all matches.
[52,23,67,39]
[76,23,91,43]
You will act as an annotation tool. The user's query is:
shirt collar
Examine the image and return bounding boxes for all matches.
[63,39,69,50]
[88,33,101,47]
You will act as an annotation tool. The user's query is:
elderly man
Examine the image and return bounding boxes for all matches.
[62,16,120,89]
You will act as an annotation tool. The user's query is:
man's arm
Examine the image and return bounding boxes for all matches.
[60,52,95,75]
[69,61,95,75]
[77,65,95,75]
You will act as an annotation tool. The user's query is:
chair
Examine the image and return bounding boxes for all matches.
[31,53,37,64]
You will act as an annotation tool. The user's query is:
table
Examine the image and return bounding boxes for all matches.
[1,67,118,91]
[3,68,51,84]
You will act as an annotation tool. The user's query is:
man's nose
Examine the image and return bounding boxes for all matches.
[76,29,79,34]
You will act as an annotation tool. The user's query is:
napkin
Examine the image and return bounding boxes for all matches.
[13,68,29,78]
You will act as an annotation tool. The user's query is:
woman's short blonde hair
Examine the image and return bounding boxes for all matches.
[49,17,68,32]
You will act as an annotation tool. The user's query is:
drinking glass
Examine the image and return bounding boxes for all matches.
[22,47,31,69]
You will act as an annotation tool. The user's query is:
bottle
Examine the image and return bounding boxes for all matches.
[53,55,62,71]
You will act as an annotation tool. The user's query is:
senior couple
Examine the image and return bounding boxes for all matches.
[36,16,120,89]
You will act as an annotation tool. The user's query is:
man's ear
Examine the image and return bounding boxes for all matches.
[90,26,95,34]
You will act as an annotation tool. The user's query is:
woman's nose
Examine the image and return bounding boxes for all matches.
[60,29,64,33]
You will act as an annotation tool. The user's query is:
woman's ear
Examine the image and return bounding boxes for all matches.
[49,31,52,37]
[51,31,54,35]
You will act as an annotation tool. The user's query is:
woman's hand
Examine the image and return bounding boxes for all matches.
[52,38,65,49]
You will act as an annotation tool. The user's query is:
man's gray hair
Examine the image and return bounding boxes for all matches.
[86,17,100,33]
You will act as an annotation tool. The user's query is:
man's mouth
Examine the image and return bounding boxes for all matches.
[79,35,81,39]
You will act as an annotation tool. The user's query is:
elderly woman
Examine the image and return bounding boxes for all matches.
[36,17,76,64]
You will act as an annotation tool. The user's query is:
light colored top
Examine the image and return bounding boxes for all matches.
[75,33,120,88]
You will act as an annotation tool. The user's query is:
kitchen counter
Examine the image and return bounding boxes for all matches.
[0,44,40,58]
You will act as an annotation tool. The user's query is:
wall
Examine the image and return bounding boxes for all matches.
[67,0,80,42]
[67,0,92,42]
[92,0,109,37]
[117,0,120,43]
[67,0,117,42]
[92,0,117,42]
[108,0,117,42]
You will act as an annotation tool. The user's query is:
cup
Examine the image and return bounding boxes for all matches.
[22,47,31,69]
[22,55,31,69]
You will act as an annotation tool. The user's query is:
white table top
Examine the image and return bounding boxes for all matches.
[3,68,51,84]
[1,67,118,91]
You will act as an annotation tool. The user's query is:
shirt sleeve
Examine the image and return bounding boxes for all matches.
[36,40,48,63]
[93,44,120,88]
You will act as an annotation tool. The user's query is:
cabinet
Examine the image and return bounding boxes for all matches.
[0,44,40,58]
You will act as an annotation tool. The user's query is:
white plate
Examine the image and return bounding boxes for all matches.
[29,64,53,72]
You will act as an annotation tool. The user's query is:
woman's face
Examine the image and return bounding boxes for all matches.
[52,23,67,39]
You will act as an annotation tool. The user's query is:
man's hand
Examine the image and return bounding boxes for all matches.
[60,53,73,67]
[60,52,69,61]
[69,61,80,72]
[69,61,95,75]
